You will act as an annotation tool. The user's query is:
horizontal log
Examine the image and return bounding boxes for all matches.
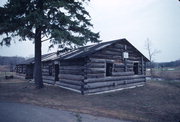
[114,43,124,49]
[60,66,84,70]
[114,68,125,72]
[127,63,134,67]
[126,60,134,64]
[42,69,49,72]
[102,50,121,55]
[42,66,50,68]
[88,58,106,63]
[114,63,125,68]
[43,79,55,84]
[88,58,115,63]
[59,78,83,85]
[42,76,55,80]
[59,70,83,75]
[128,52,140,56]
[91,54,114,59]
[56,82,81,90]
[59,69,82,72]
[86,68,105,74]
[59,74,84,81]
[128,69,133,72]
[42,70,49,74]
[129,55,140,59]
[60,62,84,66]
[91,54,122,60]
[84,78,145,89]
[84,81,116,89]
[112,72,134,76]
[84,85,115,94]
[128,57,141,61]
[126,46,134,50]
[126,78,145,84]
[112,55,122,59]
[85,75,145,83]
[106,47,123,52]
[84,82,145,94]
[86,73,105,79]
[42,73,52,76]
[42,72,55,76]
[86,63,105,68]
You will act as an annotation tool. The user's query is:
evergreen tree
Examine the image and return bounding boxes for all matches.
[0,0,100,88]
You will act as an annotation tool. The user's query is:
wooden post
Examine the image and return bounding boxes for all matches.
[81,57,88,95]
[124,44,127,72]
[124,59,127,72]
[141,56,144,75]
[144,62,147,82]
[84,57,88,80]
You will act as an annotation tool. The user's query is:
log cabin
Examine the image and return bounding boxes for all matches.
[16,38,149,95]
[55,38,149,94]
[16,52,57,80]
[16,57,34,79]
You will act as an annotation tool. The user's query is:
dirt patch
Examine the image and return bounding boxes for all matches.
[0,77,180,122]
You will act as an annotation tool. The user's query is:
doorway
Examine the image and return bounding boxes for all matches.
[133,63,139,75]
[106,63,113,76]
[55,64,59,81]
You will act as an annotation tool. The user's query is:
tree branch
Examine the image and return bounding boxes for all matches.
[41,35,46,39]
[41,38,51,42]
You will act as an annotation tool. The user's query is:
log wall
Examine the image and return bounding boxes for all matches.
[56,58,85,93]
[42,61,55,84]
[83,41,146,94]
[16,64,27,78]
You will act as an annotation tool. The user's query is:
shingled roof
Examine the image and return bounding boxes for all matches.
[19,52,56,65]
[18,38,149,65]
[55,38,149,61]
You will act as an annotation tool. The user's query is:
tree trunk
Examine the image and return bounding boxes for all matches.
[34,27,43,88]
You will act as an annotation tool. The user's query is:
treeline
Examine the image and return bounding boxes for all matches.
[0,56,25,65]
[1,55,179,68]
[147,59,180,68]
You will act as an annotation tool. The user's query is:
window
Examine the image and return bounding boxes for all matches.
[133,63,139,75]
[106,63,113,76]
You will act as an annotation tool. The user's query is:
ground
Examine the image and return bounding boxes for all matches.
[146,66,180,80]
[0,75,180,122]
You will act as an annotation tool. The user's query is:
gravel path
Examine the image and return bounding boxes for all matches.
[0,101,127,122]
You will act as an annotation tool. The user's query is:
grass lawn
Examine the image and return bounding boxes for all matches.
[0,76,180,122]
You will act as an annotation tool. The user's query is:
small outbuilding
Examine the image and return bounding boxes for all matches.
[16,58,34,79]
[16,52,57,80]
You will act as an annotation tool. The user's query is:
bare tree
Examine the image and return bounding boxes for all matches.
[145,38,160,77]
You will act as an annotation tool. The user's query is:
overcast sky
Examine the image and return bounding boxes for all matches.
[0,0,180,62]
